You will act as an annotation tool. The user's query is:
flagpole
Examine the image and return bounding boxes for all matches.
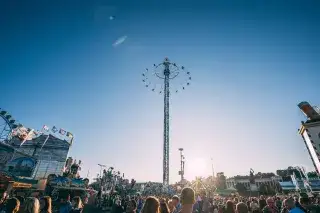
[39,134,50,152]
[20,129,34,147]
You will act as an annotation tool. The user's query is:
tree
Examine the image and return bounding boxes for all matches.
[259,183,276,195]
[235,183,247,195]
[276,169,288,177]
[215,173,227,190]
[266,185,276,195]
[259,183,268,195]
[307,171,318,179]
[274,182,282,193]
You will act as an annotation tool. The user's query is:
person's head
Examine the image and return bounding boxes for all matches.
[236,202,248,213]
[168,200,175,212]
[266,197,275,208]
[72,196,83,209]
[180,187,195,206]
[226,200,235,211]
[284,198,295,210]
[200,191,206,199]
[24,197,40,213]
[171,195,180,206]
[40,196,52,212]
[160,201,170,213]
[5,197,20,213]
[126,200,137,213]
[141,196,160,213]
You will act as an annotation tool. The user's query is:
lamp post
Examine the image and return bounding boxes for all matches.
[211,158,215,179]
[179,148,185,182]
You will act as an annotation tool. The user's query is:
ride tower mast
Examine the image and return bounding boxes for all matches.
[142,58,191,185]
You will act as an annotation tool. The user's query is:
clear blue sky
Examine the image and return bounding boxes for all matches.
[1,0,319,183]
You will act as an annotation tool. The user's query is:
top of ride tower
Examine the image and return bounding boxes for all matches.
[298,101,320,123]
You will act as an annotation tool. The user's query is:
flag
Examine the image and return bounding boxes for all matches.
[66,132,73,138]
[20,129,34,146]
[59,129,66,135]
[42,125,49,132]
[52,126,58,133]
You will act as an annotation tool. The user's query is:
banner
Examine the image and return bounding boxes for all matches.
[59,129,66,135]
[66,132,73,138]
[42,125,49,132]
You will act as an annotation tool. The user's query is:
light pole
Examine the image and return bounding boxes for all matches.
[179,148,185,182]
[142,58,191,185]
[211,158,215,179]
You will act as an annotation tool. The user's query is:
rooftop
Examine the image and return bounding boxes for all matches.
[10,134,70,149]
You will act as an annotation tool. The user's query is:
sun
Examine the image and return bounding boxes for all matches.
[186,157,207,178]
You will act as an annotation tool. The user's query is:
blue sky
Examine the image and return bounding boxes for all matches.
[1,0,320,183]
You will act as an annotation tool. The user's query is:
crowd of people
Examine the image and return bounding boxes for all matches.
[1,183,320,213]
[97,187,320,213]
[0,191,84,213]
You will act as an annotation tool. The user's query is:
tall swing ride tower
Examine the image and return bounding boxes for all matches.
[142,58,191,185]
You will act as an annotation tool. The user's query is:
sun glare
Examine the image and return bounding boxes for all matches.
[187,158,207,178]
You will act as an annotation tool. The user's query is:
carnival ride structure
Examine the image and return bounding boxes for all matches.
[96,166,136,194]
[142,58,191,185]
[93,166,137,210]
[0,108,39,196]
[0,109,20,142]
[0,108,76,196]
[45,159,90,202]
[289,166,318,193]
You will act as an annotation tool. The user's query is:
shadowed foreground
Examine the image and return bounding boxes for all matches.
[83,205,107,213]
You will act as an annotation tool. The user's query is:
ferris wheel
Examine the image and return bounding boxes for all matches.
[0,108,20,142]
